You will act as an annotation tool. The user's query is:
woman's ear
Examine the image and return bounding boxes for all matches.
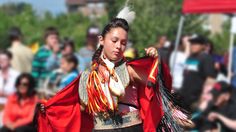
[98,35,104,46]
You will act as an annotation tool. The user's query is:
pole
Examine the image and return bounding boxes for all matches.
[228,30,235,82]
[171,15,185,74]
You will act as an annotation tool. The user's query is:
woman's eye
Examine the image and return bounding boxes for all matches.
[121,41,127,46]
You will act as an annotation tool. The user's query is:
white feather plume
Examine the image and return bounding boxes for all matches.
[116,6,136,24]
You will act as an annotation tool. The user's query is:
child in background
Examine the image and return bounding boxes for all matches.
[58,54,79,89]
[43,54,79,98]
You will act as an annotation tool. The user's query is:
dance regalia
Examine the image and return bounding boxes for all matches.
[37,56,184,132]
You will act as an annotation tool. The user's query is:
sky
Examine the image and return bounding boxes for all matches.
[0,0,67,15]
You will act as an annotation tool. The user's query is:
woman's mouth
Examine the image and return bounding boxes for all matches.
[113,51,120,56]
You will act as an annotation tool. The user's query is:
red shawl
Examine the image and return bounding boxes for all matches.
[37,57,172,132]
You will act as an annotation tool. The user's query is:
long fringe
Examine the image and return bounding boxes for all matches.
[156,58,190,132]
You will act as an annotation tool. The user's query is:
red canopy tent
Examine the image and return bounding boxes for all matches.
[183,0,236,14]
[172,0,236,81]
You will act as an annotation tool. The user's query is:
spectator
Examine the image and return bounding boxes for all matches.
[31,27,60,86]
[47,54,78,92]
[61,38,75,56]
[61,38,84,72]
[77,26,99,71]
[1,73,38,132]
[180,35,217,112]
[205,40,227,82]
[0,51,20,106]
[192,82,236,131]
[154,35,171,64]
[46,38,80,72]
[59,54,78,89]
[169,36,190,91]
[8,27,33,73]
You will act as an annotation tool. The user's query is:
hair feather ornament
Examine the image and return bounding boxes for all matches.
[116,6,136,24]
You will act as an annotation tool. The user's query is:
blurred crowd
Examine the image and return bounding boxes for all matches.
[156,34,236,132]
[0,25,236,132]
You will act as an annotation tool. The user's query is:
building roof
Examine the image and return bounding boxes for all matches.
[66,0,105,5]
[66,0,85,5]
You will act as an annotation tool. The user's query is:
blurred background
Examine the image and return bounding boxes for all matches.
[0,0,235,132]
[0,0,231,52]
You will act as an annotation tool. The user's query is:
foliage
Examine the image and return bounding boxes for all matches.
[107,0,209,54]
[0,3,93,49]
[0,1,231,55]
[209,18,236,54]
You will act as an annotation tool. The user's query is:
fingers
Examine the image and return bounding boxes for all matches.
[145,48,151,54]
[145,47,158,57]
[40,103,46,114]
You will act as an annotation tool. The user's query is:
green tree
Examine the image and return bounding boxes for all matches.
[107,0,208,54]
[0,3,93,50]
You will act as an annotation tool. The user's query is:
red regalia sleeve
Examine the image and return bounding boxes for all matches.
[37,76,93,132]
[128,56,172,132]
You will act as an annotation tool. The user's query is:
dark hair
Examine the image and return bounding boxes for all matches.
[15,73,36,99]
[62,54,78,70]
[101,18,129,37]
[8,27,22,42]
[62,38,75,52]
[44,26,59,41]
[92,18,129,62]
[0,50,12,60]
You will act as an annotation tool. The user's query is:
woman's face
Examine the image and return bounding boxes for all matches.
[99,27,128,62]
[0,54,10,69]
[18,77,29,96]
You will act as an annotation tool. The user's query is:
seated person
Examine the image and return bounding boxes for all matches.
[191,81,236,131]
[0,50,20,107]
[58,54,79,89]
[1,73,38,132]
[45,54,79,96]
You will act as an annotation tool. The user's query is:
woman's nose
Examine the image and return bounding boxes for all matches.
[116,42,121,49]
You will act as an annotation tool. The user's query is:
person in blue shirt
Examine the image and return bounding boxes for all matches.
[47,54,79,91]
[59,54,79,89]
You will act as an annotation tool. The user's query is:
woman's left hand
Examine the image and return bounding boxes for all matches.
[145,47,158,58]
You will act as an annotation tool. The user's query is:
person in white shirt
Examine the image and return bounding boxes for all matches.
[169,36,190,91]
[0,50,20,105]
[8,27,33,73]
